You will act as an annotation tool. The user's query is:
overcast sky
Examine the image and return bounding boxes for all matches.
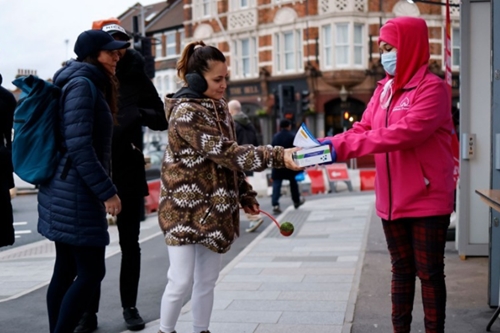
[0,0,160,90]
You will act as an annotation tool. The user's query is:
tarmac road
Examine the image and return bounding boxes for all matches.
[0,194,302,333]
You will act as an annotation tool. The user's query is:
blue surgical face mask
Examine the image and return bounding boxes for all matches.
[381,52,397,76]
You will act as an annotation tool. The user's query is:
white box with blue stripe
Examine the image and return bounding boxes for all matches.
[292,145,332,167]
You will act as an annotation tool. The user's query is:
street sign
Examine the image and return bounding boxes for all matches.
[325,163,350,181]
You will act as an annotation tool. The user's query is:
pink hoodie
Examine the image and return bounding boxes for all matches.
[323,17,455,220]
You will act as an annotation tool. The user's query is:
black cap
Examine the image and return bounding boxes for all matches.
[74,30,130,61]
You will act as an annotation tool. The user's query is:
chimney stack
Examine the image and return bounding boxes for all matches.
[16,69,38,78]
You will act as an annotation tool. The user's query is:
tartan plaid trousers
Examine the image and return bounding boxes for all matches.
[382,215,450,333]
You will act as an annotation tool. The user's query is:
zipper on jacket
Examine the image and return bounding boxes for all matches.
[385,100,393,221]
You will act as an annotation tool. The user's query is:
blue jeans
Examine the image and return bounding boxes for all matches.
[272,178,300,206]
[47,242,106,333]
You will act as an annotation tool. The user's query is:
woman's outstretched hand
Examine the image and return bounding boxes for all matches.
[284,147,304,171]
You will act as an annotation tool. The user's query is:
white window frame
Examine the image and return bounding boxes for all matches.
[155,76,163,97]
[179,29,185,54]
[202,0,211,17]
[321,22,365,70]
[154,32,163,59]
[452,27,460,69]
[353,23,364,66]
[164,75,171,95]
[153,70,181,100]
[165,32,177,59]
[192,0,212,20]
[335,23,349,67]
[322,25,333,68]
[274,29,303,75]
[230,0,256,10]
[232,37,258,79]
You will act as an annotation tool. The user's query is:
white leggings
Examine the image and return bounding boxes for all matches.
[160,244,222,333]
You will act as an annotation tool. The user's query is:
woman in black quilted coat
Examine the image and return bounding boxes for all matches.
[37,30,129,333]
[0,73,16,248]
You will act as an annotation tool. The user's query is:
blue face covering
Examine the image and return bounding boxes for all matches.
[381,52,397,76]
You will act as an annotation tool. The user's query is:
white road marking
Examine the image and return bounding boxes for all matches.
[13,222,28,226]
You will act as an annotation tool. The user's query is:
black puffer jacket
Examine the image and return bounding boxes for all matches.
[0,74,16,247]
[112,49,167,196]
[37,61,117,247]
[232,112,259,176]
[0,74,15,191]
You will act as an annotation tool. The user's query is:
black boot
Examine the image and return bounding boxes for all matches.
[123,307,146,331]
[74,312,97,333]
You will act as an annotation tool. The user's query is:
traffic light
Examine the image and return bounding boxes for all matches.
[300,90,310,113]
[343,111,350,128]
[278,84,296,124]
[136,37,155,79]
[133,15,155,79]
[273,90,280,116]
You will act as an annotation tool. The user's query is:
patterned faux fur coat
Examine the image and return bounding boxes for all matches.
[159,88,285,253]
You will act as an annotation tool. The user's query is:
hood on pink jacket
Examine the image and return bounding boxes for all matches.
[379,17,430,92]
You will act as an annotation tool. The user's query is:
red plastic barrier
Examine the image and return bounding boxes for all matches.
[306,169,326,194]
[145,179,160,214]
[360,169,376,191]
[324,163,350,182]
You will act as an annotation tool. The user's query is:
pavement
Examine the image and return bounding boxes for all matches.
[0,191,496,333]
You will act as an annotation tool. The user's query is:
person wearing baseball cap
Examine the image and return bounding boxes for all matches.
[92,18,131,41]
[40,29,131,333]
[73,19,167,333]
[74,29,130,65]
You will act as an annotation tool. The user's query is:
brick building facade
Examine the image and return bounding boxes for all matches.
[119,0,460,144]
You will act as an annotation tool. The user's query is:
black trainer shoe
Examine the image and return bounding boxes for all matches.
[272,205,282,214]
[294,197,306,209]
[123,307,145,331]
[74,312,97,333]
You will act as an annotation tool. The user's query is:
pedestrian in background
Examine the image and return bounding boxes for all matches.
[0,73,16,248]
[37,30,128,333]
[228,99,264,232]
[74,19,168,333]
[271,119,305,214]
[319,17,454,333]
[157,40,302,333]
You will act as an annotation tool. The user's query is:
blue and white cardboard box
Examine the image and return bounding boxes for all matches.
[292,123,332,167]
[293,144,332,167]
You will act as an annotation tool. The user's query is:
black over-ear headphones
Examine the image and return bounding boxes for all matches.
[185,72,208,94]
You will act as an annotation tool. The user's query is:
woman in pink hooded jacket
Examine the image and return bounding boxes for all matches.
[320,17,455,333]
